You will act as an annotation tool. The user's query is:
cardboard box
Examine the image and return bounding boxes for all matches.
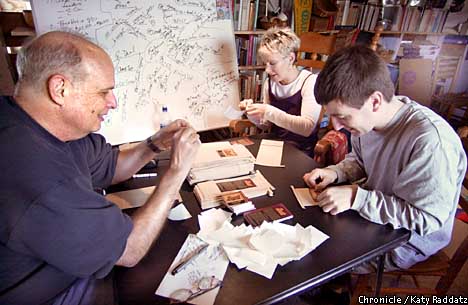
[398,59,433,107]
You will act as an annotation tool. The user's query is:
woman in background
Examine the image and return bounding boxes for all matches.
[239,26,321,155]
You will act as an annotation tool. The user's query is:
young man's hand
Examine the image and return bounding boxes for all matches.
[303,168,337,191]
[315,185,358,215]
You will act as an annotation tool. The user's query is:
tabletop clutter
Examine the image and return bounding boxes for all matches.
[154,140,329,304]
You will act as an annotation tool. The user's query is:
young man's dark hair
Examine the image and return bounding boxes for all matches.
[314,46,395,108]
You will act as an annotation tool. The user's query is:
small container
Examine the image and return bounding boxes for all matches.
[159,105,172,129]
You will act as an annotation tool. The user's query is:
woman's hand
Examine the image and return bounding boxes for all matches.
[245,103,268,122]
[239,99,253,111]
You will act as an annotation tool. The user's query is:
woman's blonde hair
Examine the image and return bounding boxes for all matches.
[258,27,300,59]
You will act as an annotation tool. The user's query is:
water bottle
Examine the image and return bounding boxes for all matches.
[320,114,329,129]
[159,105,172,129]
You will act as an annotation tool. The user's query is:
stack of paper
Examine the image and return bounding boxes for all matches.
[219,191,255,215]
[194,170,275,210]
[222,199,255,215]
[187,142,256,185]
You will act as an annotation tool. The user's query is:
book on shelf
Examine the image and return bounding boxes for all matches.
[235,0,262,31]
[294,0,313,35]
[243,203,294,227]
[246,34,255,65]
[247,0,256,30]
[233,0,240,30]
[346,2,365,27]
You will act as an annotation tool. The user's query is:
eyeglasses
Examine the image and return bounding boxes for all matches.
[169,276,223,303]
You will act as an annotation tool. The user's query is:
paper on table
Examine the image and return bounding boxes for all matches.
[255,139,285,167]
[155,234,229,305]
[105,186,183,212]
[290,186,318,209]
[168,203,192,221]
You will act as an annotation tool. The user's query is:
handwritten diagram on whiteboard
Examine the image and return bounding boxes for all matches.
[31,0,240,144]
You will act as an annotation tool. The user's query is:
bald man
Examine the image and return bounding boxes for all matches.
[0,31,200,305]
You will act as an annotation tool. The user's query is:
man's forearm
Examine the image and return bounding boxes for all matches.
[115,169,186,267]
[112,141,157,184]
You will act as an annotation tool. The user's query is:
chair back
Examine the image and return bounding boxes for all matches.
[431,93,468,129]
[229,119,260,138]
[296,32,336,70]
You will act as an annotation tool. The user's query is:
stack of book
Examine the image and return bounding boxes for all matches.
[243,203,293,227]
[194,170,275,209]
[187,142,256,185]
[219,191,255,215]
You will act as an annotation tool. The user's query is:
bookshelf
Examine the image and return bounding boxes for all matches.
[235,30,266,70]
[334,0,464,35]
[234,30,266,101]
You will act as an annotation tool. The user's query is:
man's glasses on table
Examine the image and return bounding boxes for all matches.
[169,276,222,303]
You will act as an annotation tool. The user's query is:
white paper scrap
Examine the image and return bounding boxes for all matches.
[223,105,244,120]
[168,203,192,221]
[246,260,277,279]
[198,208,232,233]
[249,229,285,254]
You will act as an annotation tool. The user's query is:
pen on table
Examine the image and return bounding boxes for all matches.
[132,173,158,178]
[171,244,209,276]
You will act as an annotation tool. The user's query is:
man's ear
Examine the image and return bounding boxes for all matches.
[47,74,68,106]
[369,91,384,112]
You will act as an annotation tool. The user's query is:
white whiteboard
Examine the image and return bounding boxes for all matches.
[31,0,240,144]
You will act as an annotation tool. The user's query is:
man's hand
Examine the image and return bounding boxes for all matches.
[303,168,338,191]
[168,126,201,176]
[315,185,358,215]
[150,119,189,151]
[245,103,268,122]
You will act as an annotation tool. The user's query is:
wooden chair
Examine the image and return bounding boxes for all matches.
[229,119,261,138]
[369,25,383,52]
[296,31,336,70]
[350,139,468,302]
[431,93,468,129]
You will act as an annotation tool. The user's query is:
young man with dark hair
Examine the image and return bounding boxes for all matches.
[303,46,466,272]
